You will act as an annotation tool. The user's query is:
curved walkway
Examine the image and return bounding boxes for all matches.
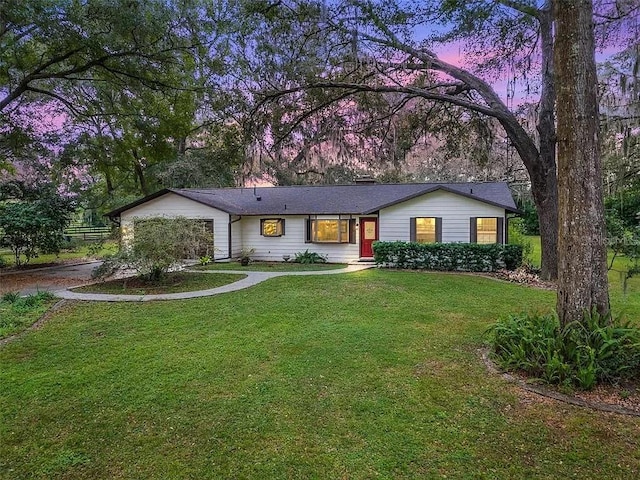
[54,264,374,302]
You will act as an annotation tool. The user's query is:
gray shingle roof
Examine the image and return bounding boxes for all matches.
[106,182,519,217]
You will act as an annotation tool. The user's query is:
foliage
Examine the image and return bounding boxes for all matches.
[606,202,640,290]
[199,255,212,266]
[293,249,328,264]
[605,187,640,230]
[373,241,523,272]
[0,185,75,266]
[515,200,540,235]
[1,0,245,211]
[238,248,256,266]
[508,218,533,264]
[0,291,56,339]
[94,217,214,281]
[1,291,21,303]
[490,310,640,390]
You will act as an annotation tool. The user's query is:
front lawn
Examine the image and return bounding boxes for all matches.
[1,270,639,479]
[71,272,245,295]
[197,261,346,272]
[0,292,57,340]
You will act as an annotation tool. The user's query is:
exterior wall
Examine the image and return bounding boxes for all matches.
[378,190,506,243]
[240,215,360,263]
[120,193,230,259]
[230,216,243,258]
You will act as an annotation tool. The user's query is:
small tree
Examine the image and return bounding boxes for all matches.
[97,217,214,281]
[0,190,74,266]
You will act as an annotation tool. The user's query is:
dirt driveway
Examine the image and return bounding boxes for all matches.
[0,262,101,296]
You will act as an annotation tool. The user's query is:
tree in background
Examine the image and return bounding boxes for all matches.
[1,0,244,214]
[247,0,637,281]
[0,182,75,265]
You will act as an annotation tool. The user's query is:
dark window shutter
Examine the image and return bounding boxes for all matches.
[305,218,312,243]
[259,219,265,236]
[470,217,477,243]
[349,219,356,244]
[497,217,504,244]
[435,217,443,242]
[281,219,285,236]
[410,217,416,242]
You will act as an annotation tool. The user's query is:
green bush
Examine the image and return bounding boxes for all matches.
[0,184,75,266]
[294,250,327,264]
[373,242,523,272]
[93,217,214,281]
[1,291,20,303]
[508,218,533,264]
[516,200,540,235]
[489,311,640,390]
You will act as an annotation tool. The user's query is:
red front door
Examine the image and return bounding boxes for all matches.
[359,217,378,258]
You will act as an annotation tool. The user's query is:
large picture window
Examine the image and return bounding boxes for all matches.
[261,218,285,237]
[306,218,354,243]
[410,217,442,243]
[470,217,503,244]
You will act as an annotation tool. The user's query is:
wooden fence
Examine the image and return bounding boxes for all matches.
[63,225,112,241]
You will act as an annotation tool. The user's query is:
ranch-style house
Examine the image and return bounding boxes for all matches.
[106,180,520,263]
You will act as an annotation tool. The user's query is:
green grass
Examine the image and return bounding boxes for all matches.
[197,261,347,272]
[0,292,57,339]
[0,242,118,269]
[71,272,245,295]
[1,271,639,479]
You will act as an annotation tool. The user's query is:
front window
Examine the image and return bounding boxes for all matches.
[476,218,498,244]
[261,218,284,237]
[416,217,437,243]
[311,219,349,243]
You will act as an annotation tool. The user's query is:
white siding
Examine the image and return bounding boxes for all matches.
[379,190,506,243]
[240,215,360,263]
[230,217,242,258]
[120,193,230,259]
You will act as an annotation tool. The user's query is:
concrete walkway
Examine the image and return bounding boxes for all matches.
[54,264,374,302]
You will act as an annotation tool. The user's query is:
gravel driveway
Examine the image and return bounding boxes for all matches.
[0,261,101,296]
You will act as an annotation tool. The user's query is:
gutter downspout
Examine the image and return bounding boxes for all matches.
[228,214,242,259]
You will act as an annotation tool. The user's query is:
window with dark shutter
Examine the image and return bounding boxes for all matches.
[472,217,500,244]
[412,217,439,243]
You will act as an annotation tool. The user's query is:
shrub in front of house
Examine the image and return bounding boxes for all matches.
[373,241,523,272]
[489,310,640,390]
[294,249,328,264]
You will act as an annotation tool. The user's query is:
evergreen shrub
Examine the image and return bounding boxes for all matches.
[373,242,523,271]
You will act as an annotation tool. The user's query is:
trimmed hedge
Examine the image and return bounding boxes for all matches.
[373,241,523,271]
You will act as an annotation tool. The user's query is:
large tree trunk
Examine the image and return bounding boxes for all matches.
[498,116,558,281]
[554,0,610,325]
[536,2,559,281]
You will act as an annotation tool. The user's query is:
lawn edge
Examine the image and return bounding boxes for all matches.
[480,348,640,417]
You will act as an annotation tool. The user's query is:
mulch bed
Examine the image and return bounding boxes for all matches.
[481,349,640,416]
[490,268,556,290]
